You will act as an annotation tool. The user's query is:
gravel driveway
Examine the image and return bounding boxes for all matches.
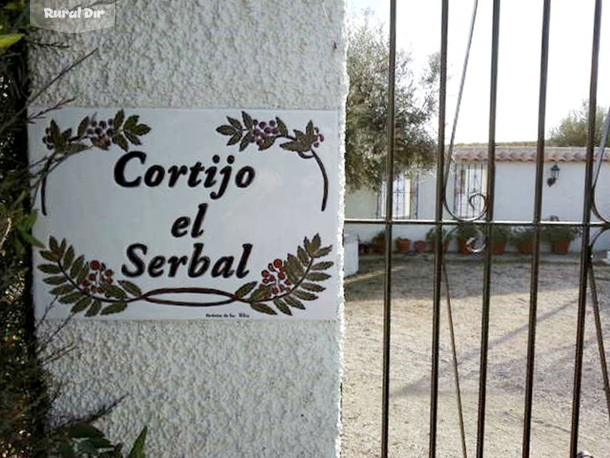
[342,255,610,458]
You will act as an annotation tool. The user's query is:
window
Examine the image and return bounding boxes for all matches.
[453,162,486,218]
[377,172,418,218]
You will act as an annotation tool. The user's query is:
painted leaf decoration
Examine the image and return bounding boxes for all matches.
[293,290,318,301]
[251,302,277,315]
[216,125,236,136]
[273,299,292,315]
[38,264,61,274]
[235,281,257,298]
[285,296,305,310]
[71,296,93,314]
[227,116,241,129]
[113,110,125,129]
[86,300,102,317]
[101,302,128,315]
[242,111,253,129]
[118,280,142,297]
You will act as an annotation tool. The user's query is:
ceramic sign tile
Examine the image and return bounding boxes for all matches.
[29,108,340,320]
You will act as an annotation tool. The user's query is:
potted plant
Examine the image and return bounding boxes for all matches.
[490,225,510,255]
[413,240,427,254]
[395,236,411,254]
[456,223,478,255]
[371,231,386,254]
[426,228,454,253]
[511,227,536,255]
[542,224,579,254]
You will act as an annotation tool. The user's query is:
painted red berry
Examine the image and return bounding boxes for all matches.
[262,270,270,277]
[259,122,267,129]
[105,269,113,276]
[314,142,320,148]
[319,134,325,142]
[273,259,282,269]
[272,287,278,294]
[88,273,96,281]
[279,272,286,280]
[90,260,101,270]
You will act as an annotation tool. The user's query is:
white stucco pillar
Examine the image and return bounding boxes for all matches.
[30,1,346,456]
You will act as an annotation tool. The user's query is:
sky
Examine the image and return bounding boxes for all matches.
[347,0,610,144]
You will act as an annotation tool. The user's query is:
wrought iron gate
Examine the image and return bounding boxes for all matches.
[344,1,610,456]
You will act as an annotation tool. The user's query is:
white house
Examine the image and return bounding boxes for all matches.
[345,145,610,253]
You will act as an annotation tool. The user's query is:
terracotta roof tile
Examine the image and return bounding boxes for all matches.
[451,146,610,163]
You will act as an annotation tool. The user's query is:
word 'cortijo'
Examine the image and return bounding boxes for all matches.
[113,152,255,200]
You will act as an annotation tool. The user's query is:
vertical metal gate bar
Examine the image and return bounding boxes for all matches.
[522,2,551,456]
[570,1,603,454]
[381,0,398,456]
[476,1,500,456]
[429,1,449,456]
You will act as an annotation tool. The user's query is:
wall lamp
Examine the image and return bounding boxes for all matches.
[547,164,560,187]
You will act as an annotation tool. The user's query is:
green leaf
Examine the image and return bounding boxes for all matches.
[113,110,125,129]
[112,134,129,152]
[101,302,128,315]
[71,296,92,314]
[127,426,148,458]
[86,300,102,317]
[67,423,104,439]
[314,245,332,258]
[49,236,59,252]
[293,290,318,301]
[216,125,236,136]
[40,250,58,262]
[63,143,89,155]
[287,254,305,277]
[259,136,275,150]
[273,299,292,315]
[0,33,24,50]
[311,261,333,271]
[239,134,251,152]
[58,239,67,256]
[280,140,309,153]
[234,281,257,298]
[300,282,324,292]
[77,116,89,138]
[228,132,241,146]
[38,263,61,274]
[86,436,113,449]
[306,272,331,282]
[297,246,309,265]
[285,296,305,310]
[59,292,84,304]
[50,284,75,296]
[63,245,75,268]
[124,114,139,131]
[227,116,242,129]
[124,131,142,145]
[43,275,67,285]
[276,117,288,136]
[50,120,62,147]
[133,124,151,136]
[251,302,277,315]
[242,111,253,129]
[306,120,315,140]
[250,285,270,302]
[57,442,76,458]
[76,265,89,285]
[69,255,85,279]
[310,234,322,253]
[104,284,127,299]
[118,280,142,297]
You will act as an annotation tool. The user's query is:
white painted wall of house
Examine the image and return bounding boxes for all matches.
[345,161,610,253]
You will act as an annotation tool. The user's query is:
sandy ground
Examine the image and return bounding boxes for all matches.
[342,255,610,458]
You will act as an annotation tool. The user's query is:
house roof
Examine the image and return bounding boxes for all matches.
[452,145,610,163]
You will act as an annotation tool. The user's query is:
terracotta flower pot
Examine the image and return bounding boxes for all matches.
[395,238,411,254]
[518,242,534,255]
[491,241,506,255]
[551,239,570,254]
[414,240,426,254]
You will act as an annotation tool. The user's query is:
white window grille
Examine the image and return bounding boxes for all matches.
[377,172,418,218]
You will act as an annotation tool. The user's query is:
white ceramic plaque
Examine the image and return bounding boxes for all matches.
[29,108,340,320]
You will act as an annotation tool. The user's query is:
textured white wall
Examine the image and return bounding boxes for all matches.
[31,1,346,456]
